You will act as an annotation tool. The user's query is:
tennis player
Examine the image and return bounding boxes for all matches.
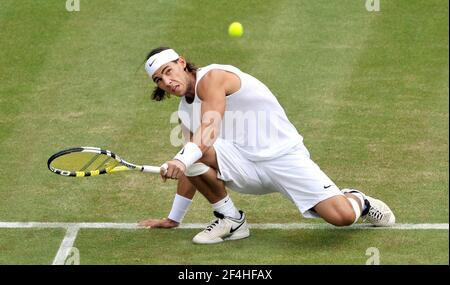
[139,47,395,244]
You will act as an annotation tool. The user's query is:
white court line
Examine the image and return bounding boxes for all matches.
[52,226,79,265]
[1,221,446,265]
[0,222,448,230]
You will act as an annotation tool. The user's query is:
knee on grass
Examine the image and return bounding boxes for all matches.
[330,210,357,227]
[329,196,362,226]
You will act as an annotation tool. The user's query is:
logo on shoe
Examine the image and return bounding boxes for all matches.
[229,221,245,233]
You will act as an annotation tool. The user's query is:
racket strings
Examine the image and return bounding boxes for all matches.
[80,154,102,171]
[47,147,154,177]
[51,152,119,173]
[82,155,116,172]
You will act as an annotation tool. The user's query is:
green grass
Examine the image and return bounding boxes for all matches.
[0,229,65,264]
[0,0,448,264]
[74,229,448,265]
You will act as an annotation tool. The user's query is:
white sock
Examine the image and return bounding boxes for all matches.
[212,195,240,219]
[350,191,367,212]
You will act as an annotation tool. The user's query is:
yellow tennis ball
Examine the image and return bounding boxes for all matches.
[228,22,244,37]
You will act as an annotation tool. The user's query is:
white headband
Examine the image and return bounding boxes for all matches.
[145,49,180,78]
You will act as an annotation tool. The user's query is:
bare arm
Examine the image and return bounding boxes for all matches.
[162,69,239,180]
[191,69,227,152]
[138,123,196,229]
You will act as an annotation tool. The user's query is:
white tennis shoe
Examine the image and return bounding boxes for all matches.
[192,210,250,244]
[343,189,396,227]
[363,196,396,226]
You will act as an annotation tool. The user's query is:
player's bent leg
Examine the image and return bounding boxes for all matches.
[342,189,395,227]
[185,165,227,203]
[313,195,358,226]
[185,161,242,213]
[185,162,210,177]
[184,146,227,203]
[185,145,250,244]
[197,145,219,170]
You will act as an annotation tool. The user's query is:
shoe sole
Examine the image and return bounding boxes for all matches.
[224,228,250,241]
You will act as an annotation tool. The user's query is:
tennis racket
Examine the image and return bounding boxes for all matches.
[47,146,167,177]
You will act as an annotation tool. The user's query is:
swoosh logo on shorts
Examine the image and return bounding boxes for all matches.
[324,185,333,189]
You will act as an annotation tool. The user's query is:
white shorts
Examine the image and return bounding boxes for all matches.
[213,138,344,218]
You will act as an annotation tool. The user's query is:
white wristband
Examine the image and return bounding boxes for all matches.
[173,142,203,169]
[168,194,193,223]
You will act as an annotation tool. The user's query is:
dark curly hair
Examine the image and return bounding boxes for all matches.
[146,47,198,101]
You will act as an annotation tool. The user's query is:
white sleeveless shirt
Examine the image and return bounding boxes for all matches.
[178,64,303,161]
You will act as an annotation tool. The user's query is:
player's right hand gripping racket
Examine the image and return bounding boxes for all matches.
[47,146,168,177]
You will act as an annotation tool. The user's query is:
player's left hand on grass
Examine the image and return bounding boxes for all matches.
[138,218,179,229]
[160,159,186,181]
